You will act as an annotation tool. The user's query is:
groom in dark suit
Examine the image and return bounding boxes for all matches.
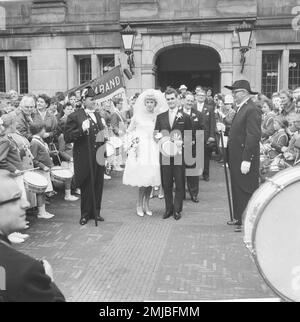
[154,87,192,220]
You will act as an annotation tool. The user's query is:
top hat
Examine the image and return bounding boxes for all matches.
[81,86,96,100]
[225,80,258,95]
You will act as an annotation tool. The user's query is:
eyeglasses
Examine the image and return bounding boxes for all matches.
[0,194,22,206]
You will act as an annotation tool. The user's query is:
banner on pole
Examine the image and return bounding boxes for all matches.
[65,66,127,105]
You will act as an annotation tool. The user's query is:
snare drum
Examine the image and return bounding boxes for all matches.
[244,167,300,301]
[51,166,73,184]
[105,142,115,158]
[23,172,48,194]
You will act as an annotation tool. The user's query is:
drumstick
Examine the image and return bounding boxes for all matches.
[19,168,40,174]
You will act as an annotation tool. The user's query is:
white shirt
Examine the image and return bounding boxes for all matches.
[169,107,178,127]
[85,109,97,123]
[197,102,205,113]
[236,97,251,113]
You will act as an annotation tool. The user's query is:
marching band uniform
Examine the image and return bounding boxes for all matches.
[64,87,106,225]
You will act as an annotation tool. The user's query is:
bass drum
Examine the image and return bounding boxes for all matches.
[244,167,300,302]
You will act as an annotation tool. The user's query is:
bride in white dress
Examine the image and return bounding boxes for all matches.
[123,89,168,217]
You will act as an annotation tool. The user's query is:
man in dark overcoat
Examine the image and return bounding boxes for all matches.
[225,80,262,232]
[64,86,106,226]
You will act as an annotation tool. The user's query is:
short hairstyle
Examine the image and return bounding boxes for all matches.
[112,97,123,107]
[37,94,51,107]
[30,122,46,135]
[63,102,73,110]
[261,98,274,111]
[19,95,36,108]
[69,92,76,98]
[165,87,178,97]
[56,92,65,101]
[280,90,293,101]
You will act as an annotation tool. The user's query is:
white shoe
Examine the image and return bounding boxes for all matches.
[75,189,81,195]
[8,233,25,244]
[104,174,112,180]
[145,210,153,216]
[136,207,144,217]
[38,212,55,219]
[64,195,79,201]
[158,194,164,199]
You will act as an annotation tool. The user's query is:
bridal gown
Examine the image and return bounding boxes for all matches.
[123,115,161,187]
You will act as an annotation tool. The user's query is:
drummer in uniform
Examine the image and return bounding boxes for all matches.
[64,86,106,226]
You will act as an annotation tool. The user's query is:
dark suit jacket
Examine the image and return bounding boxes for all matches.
[228,99,262,193]
[154,108,192,164]
[64,109,105,187]
[0,236,65,302]
[194,102,216,142]
[110,111,126,136]
[16,111,34,142]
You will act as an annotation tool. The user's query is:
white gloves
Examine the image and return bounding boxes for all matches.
[42,259,54,282]
[82,119,90,132]
[216,122,226,132]
[241,161,251,175]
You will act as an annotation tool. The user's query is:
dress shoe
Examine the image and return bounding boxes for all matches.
[96,215,105,222]
[227,220,238,226]
[80,217,88,226]
[191,196,200,203]
[163,212,172,220]
[136,207,144,217]
[234,225,243,233]
[202,176,210,182]
[174,212,182,221]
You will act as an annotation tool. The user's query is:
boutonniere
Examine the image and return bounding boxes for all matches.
[176,112,183,121]
[191,113,196,118]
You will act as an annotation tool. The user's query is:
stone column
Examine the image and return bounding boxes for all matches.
[91,53,100,79]
[141,64,157,90]
[281,49,290,90]
[220,62,233,94]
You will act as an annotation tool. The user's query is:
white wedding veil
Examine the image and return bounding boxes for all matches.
[133,89,168,121]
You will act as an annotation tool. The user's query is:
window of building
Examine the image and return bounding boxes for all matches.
[289,51,300,90]
[0,58,5,92]
[262,52,280,98]
[78,56,92,84]
[18,58,28,94]
[101,55,115,74]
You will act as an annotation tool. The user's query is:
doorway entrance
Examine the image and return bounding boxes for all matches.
[156,45,221,94]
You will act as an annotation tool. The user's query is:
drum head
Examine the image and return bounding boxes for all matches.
[254,179,300,301]
[24,172,48,186]
[160,138,179,157]
[51,168,73,179]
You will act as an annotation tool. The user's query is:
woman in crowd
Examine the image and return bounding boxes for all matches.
[111,97,127,172]
[280,90,295,118]
[282,113,300,164]
[33,94,59,145]
[263,116,289,159]
[261,98,276,139]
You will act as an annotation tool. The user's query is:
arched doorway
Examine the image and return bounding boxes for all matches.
[155,45,221,93]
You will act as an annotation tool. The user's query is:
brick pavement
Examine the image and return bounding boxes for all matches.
[17,162,276,302]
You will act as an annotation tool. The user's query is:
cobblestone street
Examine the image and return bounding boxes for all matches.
[17,162,275,302]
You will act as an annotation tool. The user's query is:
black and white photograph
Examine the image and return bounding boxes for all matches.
[0,0,300,305]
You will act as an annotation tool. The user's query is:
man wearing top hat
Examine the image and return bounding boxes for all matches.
[0,170,65,302]
[225,80,261,233]
[64,86,106,226]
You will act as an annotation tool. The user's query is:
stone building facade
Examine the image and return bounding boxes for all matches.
[0,0,300,98]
